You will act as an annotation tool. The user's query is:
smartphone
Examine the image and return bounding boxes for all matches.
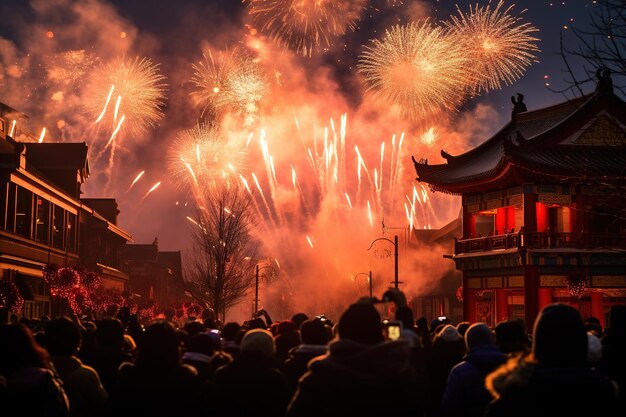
[384,320,403,341]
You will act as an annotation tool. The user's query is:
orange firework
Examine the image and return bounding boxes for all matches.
[167,123,245,189]
[47,50,96,85]
[86,57,167,135]
[191,48,267,125]
[447,0,540,92]
[358,21,470,121]
[247,0,366,56]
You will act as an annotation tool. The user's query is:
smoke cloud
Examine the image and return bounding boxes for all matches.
[0,0,506,322]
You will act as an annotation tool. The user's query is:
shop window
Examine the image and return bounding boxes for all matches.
[35,196,50,243]
[15,186,33,238]
[67,213,77,253]
[52,205,65,249]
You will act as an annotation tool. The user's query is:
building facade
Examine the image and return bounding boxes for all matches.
[0,104,131,319]
[120,239,187,308]
[413,82,626,327]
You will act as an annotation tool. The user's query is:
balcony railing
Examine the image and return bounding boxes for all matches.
[455,232,626,254]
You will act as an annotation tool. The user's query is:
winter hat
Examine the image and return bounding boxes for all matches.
[533,304,587,368]
[338,302,383,345]
[301,318,330,345]
[240,329,275,360]
[438,324,462,342]
[277,320,296,335]
[587,332,602,363]
[465,323,495,350]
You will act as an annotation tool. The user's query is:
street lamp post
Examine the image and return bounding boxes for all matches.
[354,271,373,298]
[254,263,274,317]
[368,235,401,289]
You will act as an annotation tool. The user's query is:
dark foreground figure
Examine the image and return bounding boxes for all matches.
[0,296,624,417]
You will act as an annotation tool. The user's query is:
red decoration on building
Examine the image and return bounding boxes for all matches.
[0,280,24,313]
[456,286,463,302]
[42,264,104,314]
[567,273,589,298]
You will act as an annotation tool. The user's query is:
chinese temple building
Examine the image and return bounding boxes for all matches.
[413,79,626,327]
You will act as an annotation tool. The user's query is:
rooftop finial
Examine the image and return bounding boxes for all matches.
[595,68,613,94]
[511,93,527,117]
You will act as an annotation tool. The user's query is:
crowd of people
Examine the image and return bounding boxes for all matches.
[1,289,624,417]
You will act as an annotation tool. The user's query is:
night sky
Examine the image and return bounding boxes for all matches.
[0,0,612,251]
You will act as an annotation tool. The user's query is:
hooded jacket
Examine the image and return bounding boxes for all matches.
[484,358,619,417]
[286,338,421,417]
[441,345,506,417]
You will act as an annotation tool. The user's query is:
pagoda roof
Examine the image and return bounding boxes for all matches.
[413,91,626,194]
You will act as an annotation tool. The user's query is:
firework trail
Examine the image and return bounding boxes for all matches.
[358,21,470,122]
[142,181,161,200]
[38,127,46,143]
[86,56,167,136]
[446,0,540,92]
[247,0,366,56]
[127,171,145,192]
[191,49,267,126]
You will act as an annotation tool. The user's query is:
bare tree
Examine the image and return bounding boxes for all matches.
[553,0,625,98]
[186,185,259,321]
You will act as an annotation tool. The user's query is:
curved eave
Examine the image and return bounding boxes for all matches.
[416,159,518,195]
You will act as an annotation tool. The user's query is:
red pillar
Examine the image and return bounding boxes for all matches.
[538,287,553,311]
[463,205,476,238]
[507,206,516,231]
[496,208,507,235]
[495,289,509,323]
[590,291,605,328]
[524,266,540,328]
[536,202,549,232]
[463,272,477,323]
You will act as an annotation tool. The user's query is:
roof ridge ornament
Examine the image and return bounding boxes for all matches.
[595,68,613,95]
[511,93,527,117]
[441,149,456,163]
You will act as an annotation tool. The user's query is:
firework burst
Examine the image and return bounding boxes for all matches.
[446,0,540,92]
[167,123,245,190]
[47,50,97,86]
[247,0,366,56]
[191,49,267,125]
[358,21,470,121]
[86,57,167,135]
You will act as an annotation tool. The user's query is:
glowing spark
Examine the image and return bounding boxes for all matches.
[186,216,202,229]
[9,120,16,137]
[420,127,437,146]
[345,193,353,209]
[191,49,267,124]
[38,127,46,143]
[113,95,122,121]
[95,85,115,123]
[247,0,366,57]
[127,170,145,191]
[143,181,161,198]
[447,0,540,92]
[86,57,167,135]
[367,200,373,228]
[105,115,126,149]
[306,235,314,248]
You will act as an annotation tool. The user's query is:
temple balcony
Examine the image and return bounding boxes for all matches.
[455,232,626,255]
